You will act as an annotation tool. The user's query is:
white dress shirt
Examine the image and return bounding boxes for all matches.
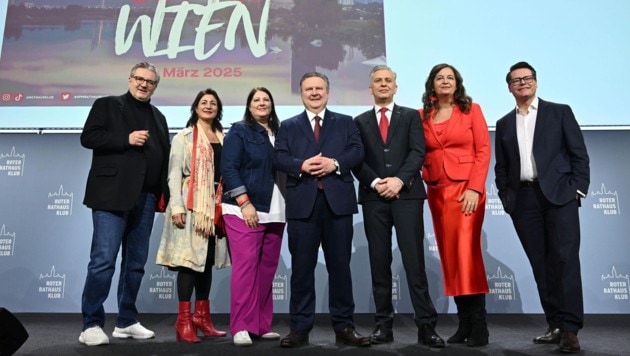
[516,96,539,181]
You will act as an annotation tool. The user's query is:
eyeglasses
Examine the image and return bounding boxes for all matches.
[131,76,158,87]
[509,76,535,86]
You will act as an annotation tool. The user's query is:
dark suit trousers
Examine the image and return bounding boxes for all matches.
[287,190,355,333]
[362,198,438,330]
[510,184,584,333]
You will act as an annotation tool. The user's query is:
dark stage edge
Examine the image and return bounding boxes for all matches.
[10,313,629,355]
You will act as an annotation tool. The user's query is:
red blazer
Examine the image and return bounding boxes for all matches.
[420,103,490,193]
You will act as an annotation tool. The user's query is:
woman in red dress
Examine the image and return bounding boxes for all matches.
[420,63,491,347]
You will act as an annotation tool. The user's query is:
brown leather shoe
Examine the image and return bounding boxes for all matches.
[335,327,370,347]
[533,327,561,344]
[280,331,309,348]
[559,331,580,353]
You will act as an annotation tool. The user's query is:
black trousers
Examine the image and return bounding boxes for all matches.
[510,184,584,333]
[362,198,438,330]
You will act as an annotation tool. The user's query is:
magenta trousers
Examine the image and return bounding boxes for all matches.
[224,214,285,336]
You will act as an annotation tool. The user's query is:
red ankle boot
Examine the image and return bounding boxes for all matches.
[176,301,201,343]
[192,300,227,337]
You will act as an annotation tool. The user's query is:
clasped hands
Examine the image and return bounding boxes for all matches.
[301,153,336,177]
[375,177,403,200]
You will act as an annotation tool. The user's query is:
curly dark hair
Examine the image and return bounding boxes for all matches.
[421,63,472,120]
[185,88,223,131]
[242,87,280,134]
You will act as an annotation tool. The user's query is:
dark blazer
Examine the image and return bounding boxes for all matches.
[81,93,170,211]
[273,110,364,219]
[495,98,590,214]
[353,104,426,203]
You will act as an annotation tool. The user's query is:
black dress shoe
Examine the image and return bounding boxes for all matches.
[280,331,309,348]
[335,327,370,347]
[369,325,393,344]
[417,324,445,348]
[533,327,561,344]
[559,331,580,353]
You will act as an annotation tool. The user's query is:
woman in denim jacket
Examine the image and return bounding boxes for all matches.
[221,87,286,346]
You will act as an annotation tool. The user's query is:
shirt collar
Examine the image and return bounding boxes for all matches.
[374,102,394,115]
[515,96,539,115]
[306,109,326,122]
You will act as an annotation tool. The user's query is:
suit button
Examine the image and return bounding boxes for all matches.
[384,148,389,152]
[386,164,392,168]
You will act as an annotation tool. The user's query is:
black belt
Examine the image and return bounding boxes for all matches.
[520,179,539,187]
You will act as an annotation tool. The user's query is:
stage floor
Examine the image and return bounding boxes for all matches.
[11,313,629,355]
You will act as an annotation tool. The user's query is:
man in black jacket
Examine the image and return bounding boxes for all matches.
[353,65,443,347]
[495,61,589,354]
[78,62,170,346]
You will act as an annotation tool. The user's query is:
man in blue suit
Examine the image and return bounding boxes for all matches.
[273,72,369,348]
[495,61,589,354]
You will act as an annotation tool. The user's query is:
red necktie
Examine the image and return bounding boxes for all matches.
[379,107,389,144]
[313,116,321,143]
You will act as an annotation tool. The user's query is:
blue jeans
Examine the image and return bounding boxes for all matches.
[81,192,156,330]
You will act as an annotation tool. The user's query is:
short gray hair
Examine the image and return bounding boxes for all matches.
[370,65,396,80]
[130,61,160,84]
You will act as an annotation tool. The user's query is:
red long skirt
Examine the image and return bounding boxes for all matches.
[427,181,489,296]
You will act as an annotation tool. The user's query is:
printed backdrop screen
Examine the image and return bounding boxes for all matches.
[0,0,629,128]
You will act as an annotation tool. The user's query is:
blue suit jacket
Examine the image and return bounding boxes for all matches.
[273,110,364,219]
[494,98,590,214]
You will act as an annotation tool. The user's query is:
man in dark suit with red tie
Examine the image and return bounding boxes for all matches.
[353,65,444,347]
[273,72,368,348]
[495,61,589,354]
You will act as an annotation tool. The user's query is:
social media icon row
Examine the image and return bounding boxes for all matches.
[0,92,73,102]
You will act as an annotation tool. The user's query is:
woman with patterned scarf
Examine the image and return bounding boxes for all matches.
[156,88,229,343]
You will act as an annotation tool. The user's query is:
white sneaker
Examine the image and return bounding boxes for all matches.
[262,331,281,340]
[233,330,253,346]
[112,322,155,339]
[79,326,109,346]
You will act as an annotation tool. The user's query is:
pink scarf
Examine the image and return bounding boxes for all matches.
[186,124,216,236]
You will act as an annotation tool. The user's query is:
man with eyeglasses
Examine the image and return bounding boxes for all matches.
[494,61,589,354]
[78,62,170,346]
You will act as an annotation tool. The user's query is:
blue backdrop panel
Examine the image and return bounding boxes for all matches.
[0,130,628,314]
